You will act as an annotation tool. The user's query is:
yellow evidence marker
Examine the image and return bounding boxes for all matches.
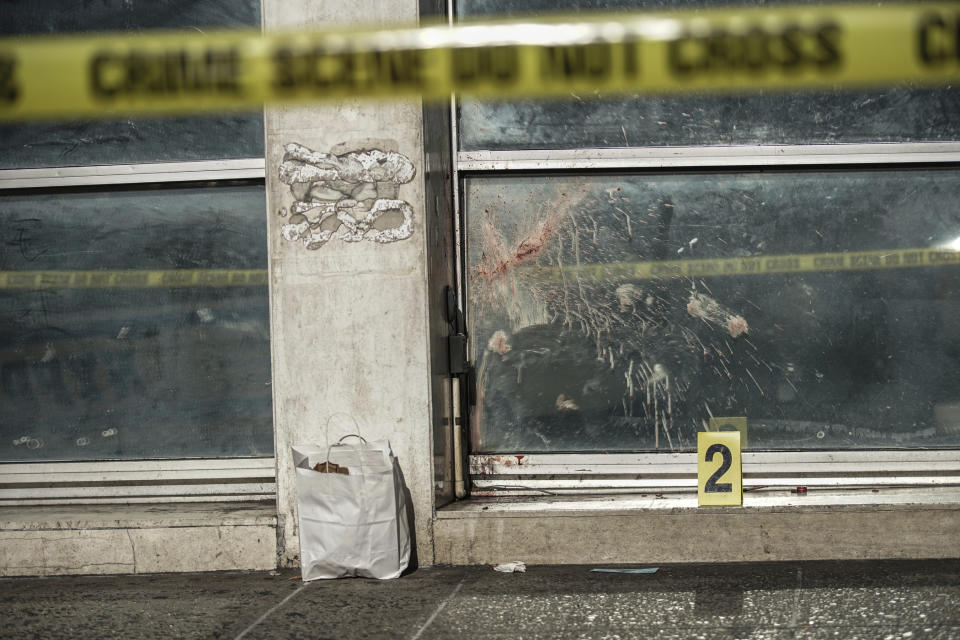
[709,416,748,449]
[697,431,742,507]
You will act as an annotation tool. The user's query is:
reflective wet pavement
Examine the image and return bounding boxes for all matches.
[2,560,958,639]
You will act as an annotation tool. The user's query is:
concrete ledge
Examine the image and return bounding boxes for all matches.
[0,502,277,576]
[434,491,960,564]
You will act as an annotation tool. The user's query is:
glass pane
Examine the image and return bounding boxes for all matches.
[0,0,264,168]
[0,182,272,461]
[457,0,960,150]
[466,169,960,452]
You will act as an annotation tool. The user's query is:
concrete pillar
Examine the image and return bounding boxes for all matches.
[262,0,454,567]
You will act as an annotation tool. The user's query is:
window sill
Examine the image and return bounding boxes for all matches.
[437,486,960,517]
[433,488,960,564]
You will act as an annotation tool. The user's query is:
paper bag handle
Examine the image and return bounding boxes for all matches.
[325,434,369,473]
[324,412,362,450]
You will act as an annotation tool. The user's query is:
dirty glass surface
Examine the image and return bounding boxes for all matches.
[0,0,264,168]
[457,0,960,150]
[466,169,960,452]
[0,182,272,461]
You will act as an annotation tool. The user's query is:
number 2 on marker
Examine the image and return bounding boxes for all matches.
[697,432,742,506]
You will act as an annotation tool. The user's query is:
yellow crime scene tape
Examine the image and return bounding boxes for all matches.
[0,269,268,290]
[526,247,960,282]
[3,247,959,289]
[0,3,959,121]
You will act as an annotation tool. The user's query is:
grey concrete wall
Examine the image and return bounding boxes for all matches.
[0,504,276,576]
[263,0,448,567]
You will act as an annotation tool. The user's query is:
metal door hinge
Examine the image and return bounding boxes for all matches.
[445,285,470,376]
[448,333,468,375]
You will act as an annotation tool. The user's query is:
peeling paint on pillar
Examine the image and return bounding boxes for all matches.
[277,143,416,250]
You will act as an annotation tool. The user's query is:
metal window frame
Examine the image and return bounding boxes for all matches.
[0,157,272,502]
[456,138,960,492]
[0,458,276,506]
[457,142,960,172]
[0,158,266,190]
[469,451,960,496]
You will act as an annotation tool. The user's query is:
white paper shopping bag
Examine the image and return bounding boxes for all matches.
[292,436,410,580]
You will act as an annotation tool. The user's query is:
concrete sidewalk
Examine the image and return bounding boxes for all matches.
[2,560,958,639]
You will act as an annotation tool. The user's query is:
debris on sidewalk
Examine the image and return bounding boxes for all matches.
[492,561,527,573]
[591,567,659,574]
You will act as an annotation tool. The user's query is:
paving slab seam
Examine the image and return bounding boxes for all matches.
[409,573,468,640]
[790,566,803,636]
[233,580,310,640]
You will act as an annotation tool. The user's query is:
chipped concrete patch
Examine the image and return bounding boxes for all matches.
[0,530,134,576]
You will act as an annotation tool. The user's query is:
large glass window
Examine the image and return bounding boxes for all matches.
[0,183,271,461]
[458,0,960,150]
[458,0,960,457]
[0,1,271,464]
[467,170,960,452]
[0,0,264,168]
